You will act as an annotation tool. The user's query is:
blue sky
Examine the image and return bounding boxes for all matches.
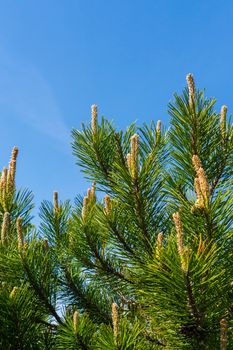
[0,0,232,219]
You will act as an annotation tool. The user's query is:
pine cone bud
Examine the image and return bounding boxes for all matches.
[126,153,131,171]
[156,232,163,259]
[194,177,204,209]
[1,212,10,244]
[172,212,183,257]
[53,191,59,212]
[157,232,163,250]
[192,154,202,173]
[91,181,96,200]
[220,105,227,137]
[186,73,195,108]
[112,303,118,345]
[7,146,18,193]
[73,310,78,333]
[87,188,92,200]
[104,195,111,216]
[156,120,161,134]
[130,134,139,179]
[156,120,161,144]
[91,104,98,135]
[192,155,209,206]
[0,167,8,191]
[197,167,209,200]
[82,196,88,222]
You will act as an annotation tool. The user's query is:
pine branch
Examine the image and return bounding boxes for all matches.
[114,132,127,166]
[133,178,152,254]
[20,255,62,324]
[62,266,111,324]
[83,226,134,285]
[210,154,228,195]
[144,333,165,346]
[109,221,140,262]
[185,273,203,335]
[75,333,90,350]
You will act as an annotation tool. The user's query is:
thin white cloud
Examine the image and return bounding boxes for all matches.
[0,47,69,146]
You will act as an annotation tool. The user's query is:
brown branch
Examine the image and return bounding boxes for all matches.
[186,273,203,334]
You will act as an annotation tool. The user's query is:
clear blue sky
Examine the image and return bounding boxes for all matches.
[0,0,232,219]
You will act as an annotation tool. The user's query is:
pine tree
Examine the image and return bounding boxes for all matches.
[0,74,232,349]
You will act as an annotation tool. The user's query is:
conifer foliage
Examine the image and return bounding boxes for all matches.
[0,75,232,349]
